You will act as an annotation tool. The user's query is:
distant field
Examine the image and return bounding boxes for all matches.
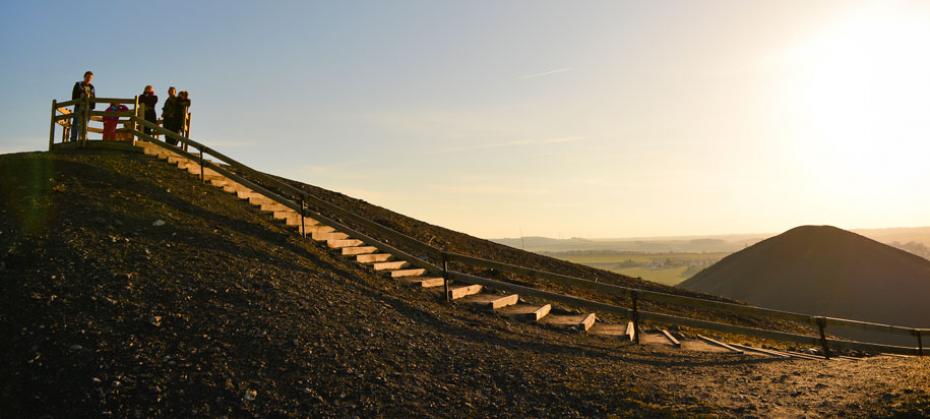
[543,251,730,286]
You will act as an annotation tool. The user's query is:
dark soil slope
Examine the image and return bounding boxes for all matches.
[3,150,930,418]
[680,225,930,329]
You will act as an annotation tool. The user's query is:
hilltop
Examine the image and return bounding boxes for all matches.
[2,150,930,417]
[679,225,930,335]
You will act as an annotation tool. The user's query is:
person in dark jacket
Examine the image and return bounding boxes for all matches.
[161,87,181,145]
[139,85,158,135]
[177,90,191,137]
[70,71,96,142]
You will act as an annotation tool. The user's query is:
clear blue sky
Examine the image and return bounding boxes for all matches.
[3,1,929,238]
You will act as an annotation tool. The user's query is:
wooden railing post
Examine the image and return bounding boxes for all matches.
[918,330,924,356]
[299,198,306,237]
[815,317,831,359]
[199,147,205,182]
[631,291,641,345]
[49,100,57,150]
[81,96,90,145]
[442,252,451,302]
[134,97,142,143]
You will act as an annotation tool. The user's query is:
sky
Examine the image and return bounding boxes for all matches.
[2,1,930,239]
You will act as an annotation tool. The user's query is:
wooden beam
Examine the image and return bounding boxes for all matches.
[696,335,743,354]
[728,343,790,359]
[660,329,681,347]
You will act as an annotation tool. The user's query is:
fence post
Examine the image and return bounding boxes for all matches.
[81,96,90,145]
[631,291,641,345]
[299,198,306,237]
[134,97,142,143]
[199,147,205,182]
[49,100,57,150]
[442,252,450,303]
[918,330,924,356]
[815,317,831,359]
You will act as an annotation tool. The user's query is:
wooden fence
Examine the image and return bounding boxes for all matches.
[49,96,190,149]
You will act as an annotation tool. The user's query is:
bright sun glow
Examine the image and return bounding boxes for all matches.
[781,3,930,196]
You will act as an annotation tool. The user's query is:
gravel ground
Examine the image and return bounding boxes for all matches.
[1,149,928,418]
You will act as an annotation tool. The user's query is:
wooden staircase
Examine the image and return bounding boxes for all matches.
[134,139,870,362]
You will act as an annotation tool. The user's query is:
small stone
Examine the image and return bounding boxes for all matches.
[243,389,257,401]
[152,220,166,227]
[149,315,163,327]
[70,344,83,351]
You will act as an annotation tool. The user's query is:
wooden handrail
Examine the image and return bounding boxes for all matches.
[55,99,81,108]
[89,110,135,118]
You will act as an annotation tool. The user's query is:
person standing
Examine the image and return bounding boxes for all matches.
[177,90,191,137]
[139,85,158,135]
[161,87,181,145]
[70,71,96,142]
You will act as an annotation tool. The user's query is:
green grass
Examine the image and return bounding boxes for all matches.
[544,251,730,286]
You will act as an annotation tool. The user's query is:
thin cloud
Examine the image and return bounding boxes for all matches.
[438,136,583,154]
[520,67,572,79]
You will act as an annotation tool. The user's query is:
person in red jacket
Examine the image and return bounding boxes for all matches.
[102,101,128,141]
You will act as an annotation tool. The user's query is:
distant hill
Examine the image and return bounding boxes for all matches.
[492,235,763,253]
[493,227,930,261]
[678,226,930,340]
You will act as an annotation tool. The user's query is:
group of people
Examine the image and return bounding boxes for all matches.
[137,85,191,145]
[69,70,192,144]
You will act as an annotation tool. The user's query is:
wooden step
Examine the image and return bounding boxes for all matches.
[390,268,427,278]
[327,239,365,249]
[236,189,256,200]
[184,164,220,178]
[341,246,378,256]
[312,231,349,241]
[399,277,444,288]
[459,293,519,310]
[247,195,274,205]
[168,155,190,165]
[356,253,393,264]
[541,313,596,332]
[272,210,298,221]
[588,323,629,338]
[372,261,409,271]
[299,226,335,236]
[283,213,319,227]
[222,183,249,194]
[259,202,289,213]
[209,178,231,187]
[499,303,551,321]
[447,284,483,300]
